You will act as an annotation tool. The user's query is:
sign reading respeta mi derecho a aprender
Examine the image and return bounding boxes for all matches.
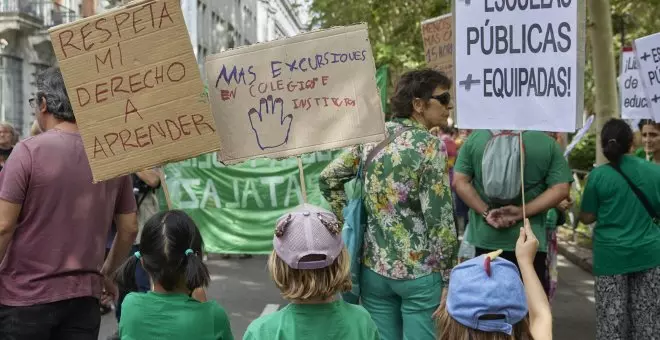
[454,0,586,132]
[49,0,220,182]
[205,24,387,164]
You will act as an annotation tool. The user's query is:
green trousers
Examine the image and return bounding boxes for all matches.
[360,267,442,340]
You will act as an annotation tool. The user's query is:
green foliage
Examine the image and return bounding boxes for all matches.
[308,0,450,74]
[568,132,596,172]
[582,0,660,114]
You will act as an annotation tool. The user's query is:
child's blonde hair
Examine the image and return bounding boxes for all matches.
[268,248,351,301]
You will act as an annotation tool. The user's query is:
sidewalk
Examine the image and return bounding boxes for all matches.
[557,232,593,273]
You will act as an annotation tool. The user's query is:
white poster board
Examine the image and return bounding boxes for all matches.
[564,114,594,157]
[205,24,386,164]
[454,0,585,132]
[619,48,652,119]
[633,33,660,121]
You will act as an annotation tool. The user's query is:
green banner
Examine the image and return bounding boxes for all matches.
[161,151,341,254]
[376,65,389,115]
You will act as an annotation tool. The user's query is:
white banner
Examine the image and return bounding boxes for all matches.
[619,48,652,119]
[633,33,660,121]
[454,0,585,132]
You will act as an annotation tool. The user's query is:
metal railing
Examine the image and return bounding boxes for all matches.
[0,0,78,28]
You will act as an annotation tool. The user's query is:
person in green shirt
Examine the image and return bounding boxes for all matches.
[115,210,234,340]
[453,130,572,295]
[579,119,660,340]
[243,204,380,340]
[635,119,660,164]
[319,69,458,340]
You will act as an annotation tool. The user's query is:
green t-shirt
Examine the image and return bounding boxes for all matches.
[454,130,573,251]
[580,155,660,276]
[243,300,380,340]
[120,291,234,340]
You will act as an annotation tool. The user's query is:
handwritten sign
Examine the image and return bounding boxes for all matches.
[454,0,586,132]
[633,33,660,121]
[421,14,453,76]
[205,24,386,164]
[619,47,652,120]
[49,0,220,182]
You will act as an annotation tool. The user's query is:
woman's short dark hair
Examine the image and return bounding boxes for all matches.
[638,119,660,131]
[115,210,210,292]
[602,118,633,165]
[390,69,452,119]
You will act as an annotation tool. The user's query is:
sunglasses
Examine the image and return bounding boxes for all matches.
[430,92,451,106]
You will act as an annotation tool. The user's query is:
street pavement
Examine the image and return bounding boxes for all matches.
[99,254,596,339]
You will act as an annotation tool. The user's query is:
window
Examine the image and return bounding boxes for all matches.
[0,56,24,134]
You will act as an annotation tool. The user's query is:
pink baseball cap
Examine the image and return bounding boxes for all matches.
[273,204,344,270]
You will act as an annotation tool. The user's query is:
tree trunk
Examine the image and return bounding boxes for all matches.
[587,0,619,165]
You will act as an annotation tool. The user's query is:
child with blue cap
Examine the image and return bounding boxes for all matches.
[436,219,552,340]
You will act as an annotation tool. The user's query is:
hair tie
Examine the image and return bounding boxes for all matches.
[184,249,194,256]
[134,251,141,259]
[608,139,618,144]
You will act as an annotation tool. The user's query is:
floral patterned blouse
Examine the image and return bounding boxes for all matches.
[319,118,458,284]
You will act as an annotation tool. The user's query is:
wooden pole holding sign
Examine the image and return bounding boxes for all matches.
[158,169,173,210]
[519,132,527,221]
[297,156,308,204]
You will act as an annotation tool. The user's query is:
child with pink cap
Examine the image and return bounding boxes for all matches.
[243,204,380,340]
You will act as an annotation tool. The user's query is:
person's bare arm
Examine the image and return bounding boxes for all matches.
[135,169,161,188]
[0,200,21,262]
[102,212,138,278]
[516,219,552,340]
[454,172,489,215]
[192,287,208,302]
[579,212,596,225]
[524,183,570,217]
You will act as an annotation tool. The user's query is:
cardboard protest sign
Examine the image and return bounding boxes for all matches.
[49,0,220,182]
[454,0,586,132]
[422,14,454,76]
[633,33,660,121]
[205,24,386,164]
[619,47,652,119]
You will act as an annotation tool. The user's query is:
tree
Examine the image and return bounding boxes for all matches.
[588,0,618,165]
[308,0,451,83]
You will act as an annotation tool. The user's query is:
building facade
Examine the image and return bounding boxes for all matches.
[183,0,307,77]
[0,0,307,136]
[0,0,97,137]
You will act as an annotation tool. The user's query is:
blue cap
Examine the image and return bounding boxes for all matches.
[446,255,528,335]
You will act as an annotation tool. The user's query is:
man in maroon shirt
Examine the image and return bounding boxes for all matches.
[0,67,138,339]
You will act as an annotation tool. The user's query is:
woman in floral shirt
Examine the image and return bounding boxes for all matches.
[319,69,458,340]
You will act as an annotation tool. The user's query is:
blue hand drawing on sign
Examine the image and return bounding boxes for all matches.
[248,95,294,150]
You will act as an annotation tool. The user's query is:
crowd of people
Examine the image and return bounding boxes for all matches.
[0,65,658,340]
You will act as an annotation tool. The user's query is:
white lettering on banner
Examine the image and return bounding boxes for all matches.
[261,177,286,208]
[242,179,265,208]
[168,176,308,210]
[284,175,303,207]
[619,49,652,119]
[200,179,221,208]
[633,33,660,121]
[177,179,201,209]
[454,0,585,132]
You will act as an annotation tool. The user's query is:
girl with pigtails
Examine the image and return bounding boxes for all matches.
[114,210,234,340]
